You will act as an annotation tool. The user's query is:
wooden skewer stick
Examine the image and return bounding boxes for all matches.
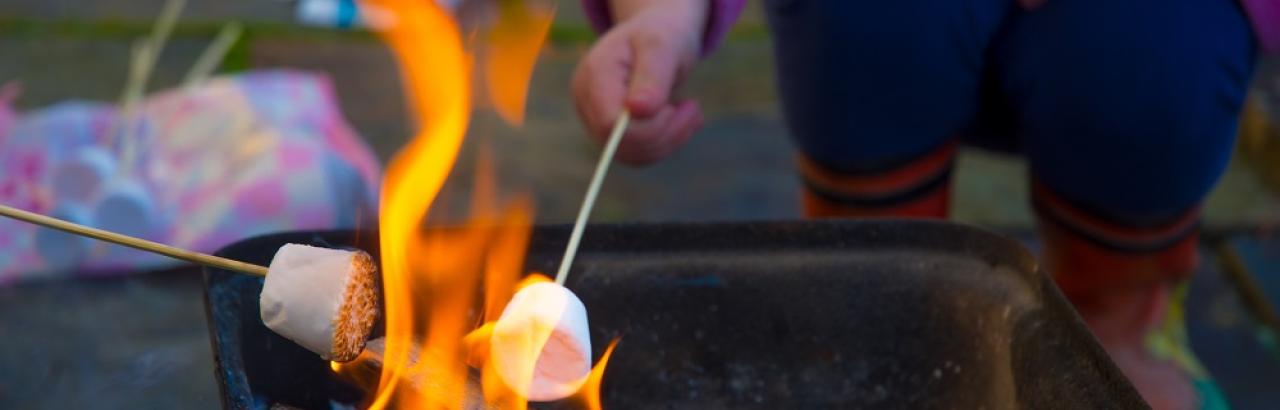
[555,111,630,285]
[0,204,268,277]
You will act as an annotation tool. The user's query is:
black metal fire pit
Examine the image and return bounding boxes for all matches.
[203,220,1146,409]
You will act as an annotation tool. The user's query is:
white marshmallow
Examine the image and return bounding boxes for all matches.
[491,282,592,402]
[260,244,378,361]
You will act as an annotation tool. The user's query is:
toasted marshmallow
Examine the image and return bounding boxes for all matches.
[491,282,592,401]
[260,244,379,362]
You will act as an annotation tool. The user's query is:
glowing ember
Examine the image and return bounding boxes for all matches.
[332,0,615,408]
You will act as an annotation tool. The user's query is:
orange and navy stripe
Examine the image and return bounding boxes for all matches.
[1033,181,1200,305]
[799,142,957,218]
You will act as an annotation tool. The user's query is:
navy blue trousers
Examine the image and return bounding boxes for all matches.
[765,0,1256,223]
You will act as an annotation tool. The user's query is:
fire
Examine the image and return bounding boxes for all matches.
[365,0,470,407]
[332,0,612,408]
[575,340,619,410]
[481,0,554,125]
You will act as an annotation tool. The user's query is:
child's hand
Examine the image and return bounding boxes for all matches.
[571,0,709,165]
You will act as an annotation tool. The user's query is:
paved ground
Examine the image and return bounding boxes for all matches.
[1,0,1279,408]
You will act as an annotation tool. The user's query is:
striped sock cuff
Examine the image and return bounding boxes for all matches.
[1033,182,1200,303]
[799,142,956,218]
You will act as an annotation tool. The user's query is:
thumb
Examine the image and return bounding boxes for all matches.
[626,35,682,118]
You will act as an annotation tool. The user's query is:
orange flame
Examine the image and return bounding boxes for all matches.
[481,0,554,125]
[575,339,620,410]
[338,0,613,408]
[364,0,470,407]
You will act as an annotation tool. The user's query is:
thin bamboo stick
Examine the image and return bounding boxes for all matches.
[0,204,268,276]
[555,111,630,285]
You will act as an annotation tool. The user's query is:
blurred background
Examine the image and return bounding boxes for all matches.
[0,0,1278,407]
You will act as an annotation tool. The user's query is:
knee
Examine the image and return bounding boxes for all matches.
[766,0,1009,172]
[1024,87,1244,220]
[999,0,1255,219]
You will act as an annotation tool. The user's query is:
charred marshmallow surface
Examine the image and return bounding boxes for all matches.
[491,282,592,401]
[260,244,379,362]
